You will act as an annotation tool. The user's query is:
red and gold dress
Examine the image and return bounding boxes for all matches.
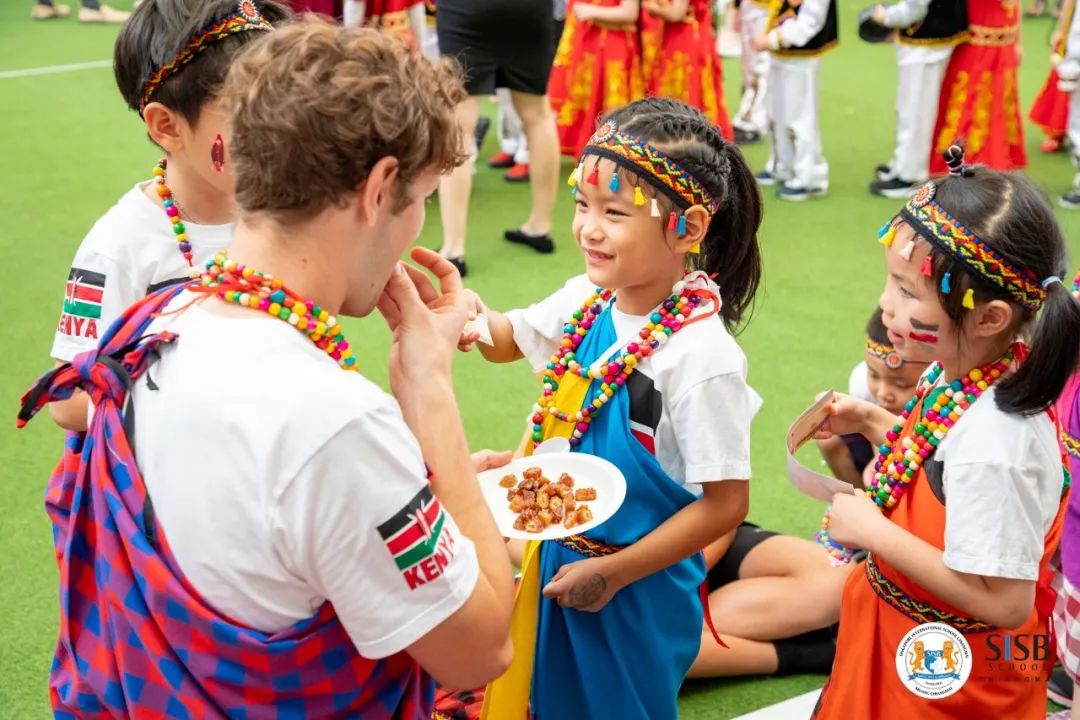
[549,0,646,157]
[365,0,422,47]
[930,0,1025,173]
[640,0,733,139]
[1030,2,1074,146]
[811,403,1066,720]
[284,0,342,20]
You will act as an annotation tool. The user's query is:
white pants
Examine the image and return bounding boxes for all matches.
[495,88,529,165]
[767,56,828,190]
[888,45,952,182]
[1066,86,1080,189]
[734,1,770,134]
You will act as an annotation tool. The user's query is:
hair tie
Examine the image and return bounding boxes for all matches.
[1042,275,1063,289]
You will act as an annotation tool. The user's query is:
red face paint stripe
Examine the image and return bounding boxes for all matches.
[908,331,939,344]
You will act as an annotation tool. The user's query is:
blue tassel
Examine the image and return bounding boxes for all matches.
[676,215,687,235]
[877,221,892,238]
[609,170,620,193]
[571,186,578,198]
[941,272,952,294]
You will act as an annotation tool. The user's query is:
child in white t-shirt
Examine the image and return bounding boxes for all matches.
[459,98,763,720]
[47,0,290,430]
[817,306,929,487]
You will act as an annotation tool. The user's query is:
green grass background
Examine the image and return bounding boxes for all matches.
[2,3,1080,717]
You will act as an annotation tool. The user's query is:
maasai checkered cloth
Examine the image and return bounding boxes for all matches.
[18,285,433,719]
[1053,558,1080,683]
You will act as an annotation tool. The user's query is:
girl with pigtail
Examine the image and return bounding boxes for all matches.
[459,97,763,719]
[811,144,1080,720]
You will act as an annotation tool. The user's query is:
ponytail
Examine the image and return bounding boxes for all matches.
[701,142,762,333]
[997,281,1080,415]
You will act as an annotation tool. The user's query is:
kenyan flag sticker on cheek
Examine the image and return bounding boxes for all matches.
[378,486,458,591]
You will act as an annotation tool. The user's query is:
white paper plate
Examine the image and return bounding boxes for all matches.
[477,452,627,540]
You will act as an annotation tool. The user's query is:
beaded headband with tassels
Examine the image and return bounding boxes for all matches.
[140,0,273,113]
[567,120,718,244]
[878,180,1048,311]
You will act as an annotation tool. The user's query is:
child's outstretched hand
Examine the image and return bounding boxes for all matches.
[812,392,877,440]
[458,289,486,352]
[825,490,886,550]
[542,556,621,612]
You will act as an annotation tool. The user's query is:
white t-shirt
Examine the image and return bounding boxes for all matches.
[506,274,759,492]
[130,295,478,658]
[935,385,1064,582]
[848,361,875,403]
[51,182,232,361]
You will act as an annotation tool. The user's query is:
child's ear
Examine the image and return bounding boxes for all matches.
[143,103,186,154]
[672,205,710,253]
[971,298,1015,339]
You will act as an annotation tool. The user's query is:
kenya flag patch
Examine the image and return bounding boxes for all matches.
[378,486,458,590]
[63,268,105,319]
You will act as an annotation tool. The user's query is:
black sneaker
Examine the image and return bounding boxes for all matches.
[870,178,919,199]
[875,164,895,182]
[755,170,777,186]
[1061,191,1080,210]
[1049,666,1074,707]
[446,256,467,278]
[734,127,761,144]
[504,229,555,254]
[474,116,491,152]
[778,184,827,201]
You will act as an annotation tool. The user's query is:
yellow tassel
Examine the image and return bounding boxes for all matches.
[567,171,577,188]
[879,225,897,248]
[688,243,701,254]
[962,288,975,310]
[634,186,645,206]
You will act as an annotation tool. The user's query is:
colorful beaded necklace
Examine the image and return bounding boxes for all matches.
[153,159,196,269]
[818,352,1013,564]
[530,278,706,449]
[195,252,358,371]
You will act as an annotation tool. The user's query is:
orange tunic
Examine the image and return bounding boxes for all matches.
[640,0,733,139]
[930,0,1025,173]
[549,0,646,157]
[813,399,1065,719]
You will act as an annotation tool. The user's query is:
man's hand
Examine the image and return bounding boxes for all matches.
[471,449,513,474]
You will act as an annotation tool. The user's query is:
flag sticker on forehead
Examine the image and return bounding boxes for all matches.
[63,268,105,319]
[378,486,458,591]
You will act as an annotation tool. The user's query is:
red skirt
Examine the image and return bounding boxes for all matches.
[285,0,342,19]
[549,12,645,157]
[930,41,1025,173]
[1030,66,1070,141]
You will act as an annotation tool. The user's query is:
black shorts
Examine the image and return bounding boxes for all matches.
[437,0,555,96]
[706,522,779,591]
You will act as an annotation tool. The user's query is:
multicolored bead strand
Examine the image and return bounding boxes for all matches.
[153,159,195,269]
[197,252,358,372]
[817,352,1013,565]
[530,279,702,449]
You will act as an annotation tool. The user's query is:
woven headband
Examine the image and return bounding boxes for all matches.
[865,336,904,370]
[576,121,719,214]
[891,182,1047,311]
[140,0,272,113]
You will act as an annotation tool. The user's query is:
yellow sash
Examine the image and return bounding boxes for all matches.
[480,371,592,719]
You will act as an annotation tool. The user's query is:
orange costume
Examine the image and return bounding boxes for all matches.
[1029,2,1075,147]
[365,0,422,47]
[930,0,1025,173]
[640,0,734,138]
[812,403,1066,720]
[549,0,645,157]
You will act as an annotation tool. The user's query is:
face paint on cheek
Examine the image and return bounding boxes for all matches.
[908,317,940,345]
[211,134,225,172]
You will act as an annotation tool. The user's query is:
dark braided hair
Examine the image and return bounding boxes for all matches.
[916,142,1080,414]
[593,98,763,333]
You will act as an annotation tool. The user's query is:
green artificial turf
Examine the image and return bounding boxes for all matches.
[2,4,1080,718]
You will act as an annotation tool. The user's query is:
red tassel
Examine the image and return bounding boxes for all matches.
[587,165,600,185]
[667,211,677,230]
[920,255,932,277]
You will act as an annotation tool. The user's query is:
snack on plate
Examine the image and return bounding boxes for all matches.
[500,467,598,534]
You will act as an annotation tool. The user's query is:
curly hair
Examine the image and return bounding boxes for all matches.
[220,18,468,223]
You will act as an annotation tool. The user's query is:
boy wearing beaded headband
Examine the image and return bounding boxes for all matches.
[19,20,516,717]
[818,307,930,488]
[811,144,1080,719]
[462,98,764,720]
[47,0,289,431]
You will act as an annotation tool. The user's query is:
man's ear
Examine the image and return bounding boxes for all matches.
[356,156,401,226]
[143,102,186,154]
